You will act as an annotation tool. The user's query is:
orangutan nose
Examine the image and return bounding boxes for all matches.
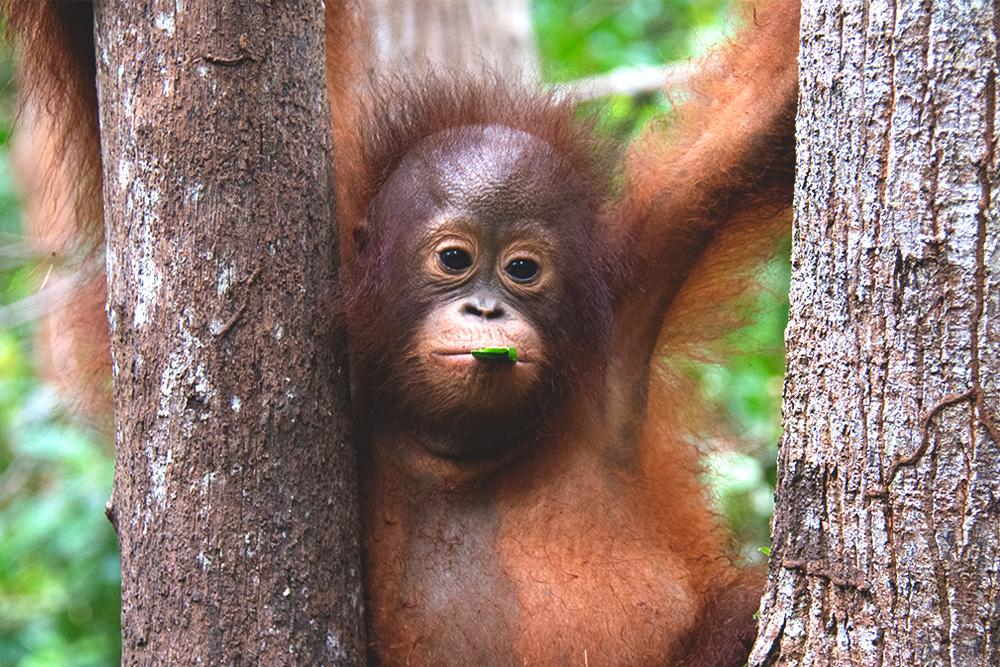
[461,295,506,320]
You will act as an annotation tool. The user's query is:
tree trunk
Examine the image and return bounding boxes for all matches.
[93,1,365,663]
[752,1,999,665]
[366,0,538,80]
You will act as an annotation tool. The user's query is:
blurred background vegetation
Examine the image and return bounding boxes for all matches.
[0,1,786,664]
[0,51,121,665]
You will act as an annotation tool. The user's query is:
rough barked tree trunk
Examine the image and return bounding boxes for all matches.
[752,1,999,665]
[366,0,538,79]
[93,1,365,663]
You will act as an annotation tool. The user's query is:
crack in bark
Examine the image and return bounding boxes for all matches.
[781,557,873,594]
[974,59,1000,667]
[875,0,899,212]
[920,0,942,241]
[866,389,974,497]
[202,34,259,67]
[923,422,954,665]
[213,265,262,339]
[973,71,1000,448]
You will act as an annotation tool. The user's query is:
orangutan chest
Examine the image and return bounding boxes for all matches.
[363,493,697,665]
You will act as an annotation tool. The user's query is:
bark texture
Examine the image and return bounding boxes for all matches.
[751,1,1000,665]
[93,1,365,663]
[366,0,538,80]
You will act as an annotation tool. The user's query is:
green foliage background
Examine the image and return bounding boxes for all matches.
[0,55,121,664]
[0,2,787,664]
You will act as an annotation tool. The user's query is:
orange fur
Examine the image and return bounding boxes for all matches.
[4,1,799,664]
[4,2,109,420]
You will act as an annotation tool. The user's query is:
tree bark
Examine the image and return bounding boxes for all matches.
[93,1,365,663]
[752,1,999,665]
[366,0,538,80]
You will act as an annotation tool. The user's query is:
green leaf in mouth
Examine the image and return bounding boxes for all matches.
[470,346,518,363]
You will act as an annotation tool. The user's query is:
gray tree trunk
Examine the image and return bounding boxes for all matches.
[366,0,538,80]
[751,1,1000,665]
[93,1,365,663]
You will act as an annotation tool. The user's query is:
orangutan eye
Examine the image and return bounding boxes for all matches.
[439,248,473,272]
[505,258,539,283]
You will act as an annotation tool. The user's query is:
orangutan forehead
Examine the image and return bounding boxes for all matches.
[419,124,558,156]
[406,125,583,218]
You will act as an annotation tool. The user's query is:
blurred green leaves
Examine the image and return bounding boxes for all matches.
[0,51,120,667]
[0,330,121,667]
[700,248,790,562]
[535,0,736,138]
[533,0,735,82]
[0,393,120,666]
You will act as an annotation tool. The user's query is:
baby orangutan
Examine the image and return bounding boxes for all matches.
[337,0,799,657]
